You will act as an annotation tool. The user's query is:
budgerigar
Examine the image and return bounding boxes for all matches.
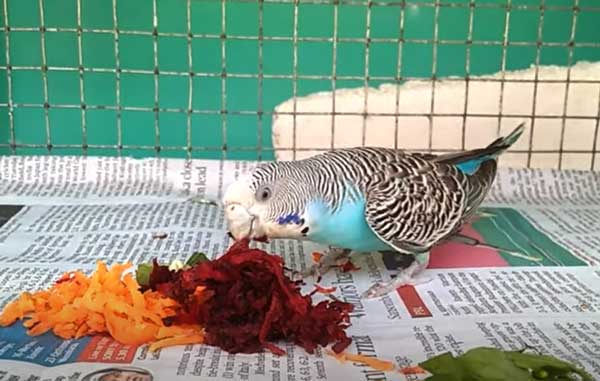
[222,123,525,298]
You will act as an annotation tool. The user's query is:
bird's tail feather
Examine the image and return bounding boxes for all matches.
[434,122,525,174]
[435,122,525,165]
[486,122,526,150]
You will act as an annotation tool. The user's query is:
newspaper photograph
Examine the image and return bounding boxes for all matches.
[0,156,599,380]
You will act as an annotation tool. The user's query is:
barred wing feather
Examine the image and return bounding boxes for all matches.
[364,163,467,254]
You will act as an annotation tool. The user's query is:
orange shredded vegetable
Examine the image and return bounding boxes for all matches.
[327,349,427,375]
[0,261,204,351]
[326,349,396,372]
[312,252,324,263]
[398,366,427,375]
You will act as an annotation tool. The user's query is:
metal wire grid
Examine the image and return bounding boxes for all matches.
[0,0,599,169]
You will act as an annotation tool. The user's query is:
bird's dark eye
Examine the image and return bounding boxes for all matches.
[257,186,272,202]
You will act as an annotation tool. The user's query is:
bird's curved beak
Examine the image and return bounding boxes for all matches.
[224,202,257,241]
[222,176,265,241]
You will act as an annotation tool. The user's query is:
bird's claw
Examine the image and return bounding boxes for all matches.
[302,258,334,279]
[361,282,398,299]
[360,257,433,299]
[361,274,433,299]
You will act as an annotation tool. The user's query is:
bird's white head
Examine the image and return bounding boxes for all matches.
[222,164,307,242]
[222,174,265,241]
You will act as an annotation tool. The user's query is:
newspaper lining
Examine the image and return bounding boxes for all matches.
[0,156,599,380]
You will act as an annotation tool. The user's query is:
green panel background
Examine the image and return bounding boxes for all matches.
[0,0,599,160]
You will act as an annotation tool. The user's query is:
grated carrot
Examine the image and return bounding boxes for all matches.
[0,261,204,351]
[326,349,396,372]
[312,252,324,263]
[149,325,206,352]
[398,366,427,375]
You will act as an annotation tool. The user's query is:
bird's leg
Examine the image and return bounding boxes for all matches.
[302,246,351,279]
[361,251,433,299]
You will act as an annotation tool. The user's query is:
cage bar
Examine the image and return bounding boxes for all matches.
[76,0,87,155]
[460,0,475,150]
[330,1,338,152]
[152,0,160,155]
[496,0,511,136]
[592,86,600,170]
[257,0,265,161]
[220,0,227,160]
[228,0,598,11]
[291,0,299,160]
[4,101,600,122]
[0,141,595,156]
[361,2,372,147]
[557,1,579,170]
[428,0,441,152]
[525,0,546,167]
[392,0,406,150]
[186,0,193,159]
[112,0,123,155]
[38,0,52,150]
[8,25,600,49]
[2,0,15,154]
[5,64,600,84]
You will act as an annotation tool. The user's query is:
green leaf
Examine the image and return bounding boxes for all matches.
[135,263,153,287]
[420,348,530,381]
[459,348,531,381]
[185,251,209,266]
[420,352,465,377]
[425,375,459,381]
[419,347,594,381]
[506,350,594,381]
[419,352,465,381]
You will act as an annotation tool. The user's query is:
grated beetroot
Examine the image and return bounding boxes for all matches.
[340,260,361,273]
[146,239,354,355]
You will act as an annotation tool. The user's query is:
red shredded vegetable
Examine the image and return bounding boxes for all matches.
[312,284,337,295]
[146,239,354,355]
[340,261,361,273]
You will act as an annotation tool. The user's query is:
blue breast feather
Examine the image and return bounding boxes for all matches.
[304,197,394,253]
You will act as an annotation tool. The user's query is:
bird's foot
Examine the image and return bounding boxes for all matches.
[361,252,432,299]
[360,272,433,299]
[302,247,351,279]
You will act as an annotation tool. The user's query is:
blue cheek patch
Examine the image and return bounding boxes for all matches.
[277,213,302,225]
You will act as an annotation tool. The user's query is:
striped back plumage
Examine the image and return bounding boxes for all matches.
[248,147,490,229]
[247,124,523,252]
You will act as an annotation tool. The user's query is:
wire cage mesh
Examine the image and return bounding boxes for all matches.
[0,0,599,169]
